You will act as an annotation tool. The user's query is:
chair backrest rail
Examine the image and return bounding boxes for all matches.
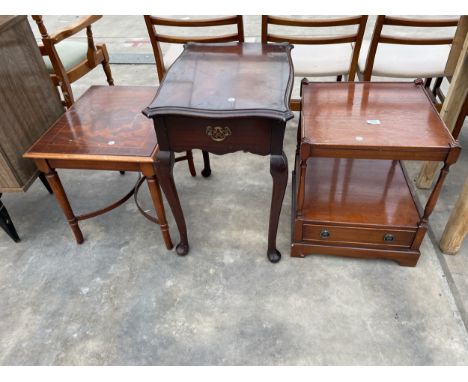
[144,15,244,81]
[267,33,358,45]
[264,15,364,28]
[262,15,368,81]
[363,15,459,81]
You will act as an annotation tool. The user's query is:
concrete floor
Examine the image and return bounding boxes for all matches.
[0,16,467,365]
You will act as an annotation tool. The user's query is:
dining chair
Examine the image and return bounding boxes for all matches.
[359,16,459,106]
[32,15,114,108]
[261,15,368,111]
[144,15,245,177]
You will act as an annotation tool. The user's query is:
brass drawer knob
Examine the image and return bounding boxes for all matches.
[384,233,394,242]
[206,126,231,142]
[320,229,330,239]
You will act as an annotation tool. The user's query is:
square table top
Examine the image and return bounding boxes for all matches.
[300,82,458,160]
[143,42,294,122]
[24,86,158,162]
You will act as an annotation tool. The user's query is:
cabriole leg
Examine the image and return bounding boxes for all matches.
[267,152,288,263]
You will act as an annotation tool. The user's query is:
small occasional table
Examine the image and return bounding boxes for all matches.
[144,42,294,262]
[292,80,461,266]
[24,86,173,249]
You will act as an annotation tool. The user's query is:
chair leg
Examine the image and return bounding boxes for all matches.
[0,194,20,243]
[102,60,114,86]
[100,45,114,86]
[59,81,74,108]
[38,172,53,194]
[337,75,343,82]
[186,150,196,177]
[433,77,443,99]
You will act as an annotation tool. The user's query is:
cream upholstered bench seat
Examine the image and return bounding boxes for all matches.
[292,43,353,77]
[357,40,451,78]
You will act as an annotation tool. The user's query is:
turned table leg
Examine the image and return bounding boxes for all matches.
[35,159,84,244]
[0,194,20,242]
[140,162,174,250]
[267,152,288,263]
[155,150,189,256]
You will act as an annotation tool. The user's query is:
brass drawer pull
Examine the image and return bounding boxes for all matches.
[320,229,330,239]
[384,233,394,242]
[206,126,231,142]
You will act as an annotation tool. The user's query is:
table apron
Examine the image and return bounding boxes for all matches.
[154,116,286,156]
[46,159,143,172]
[306,147,450,162]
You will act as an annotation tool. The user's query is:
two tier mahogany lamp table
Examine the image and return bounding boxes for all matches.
[24,86,173,249]
[292,80,460,266]
[144,42,294,263]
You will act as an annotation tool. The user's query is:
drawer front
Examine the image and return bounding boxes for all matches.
[162,116,273,155]
[302,224,416,248]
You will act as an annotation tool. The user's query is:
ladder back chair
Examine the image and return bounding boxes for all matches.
[32,15,114,108]
[261,15,368,111]
[360,15,459,107]
[144,15,245,177]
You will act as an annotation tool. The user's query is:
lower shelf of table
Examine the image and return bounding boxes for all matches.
[291,157,424,266]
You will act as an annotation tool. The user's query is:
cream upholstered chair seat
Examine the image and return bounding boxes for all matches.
[162,38,257,72]
[42,40,89,73]
[358,40,451,78]
[292,43,353,77]
[162,44,184,71]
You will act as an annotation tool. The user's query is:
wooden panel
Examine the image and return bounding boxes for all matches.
[0,16,64,192]
[301,157,420,228]
[301,82,456,160]
[25,87,158,160]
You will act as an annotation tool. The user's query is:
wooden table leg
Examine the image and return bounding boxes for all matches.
[38,172,53,194]
[0,194,20,242]
[35,159,84,244]
[201,150,211,178]
[155,150,189,256]
[440,176,468,254]
[267,152,288,263]
[140,162,174,250]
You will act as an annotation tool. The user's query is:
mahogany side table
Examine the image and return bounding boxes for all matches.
[144,42,294,262]
[24,86,173,249]
[291,80,461,266]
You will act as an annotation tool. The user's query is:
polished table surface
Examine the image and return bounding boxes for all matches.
[144,42,293,120]
[26,86,157,161]
[301,81,457,160]
[145,42,294,262]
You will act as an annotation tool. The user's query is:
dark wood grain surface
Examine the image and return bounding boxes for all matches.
[301,82,456,156]
[144,42,294,121]
[25,86,158,161]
